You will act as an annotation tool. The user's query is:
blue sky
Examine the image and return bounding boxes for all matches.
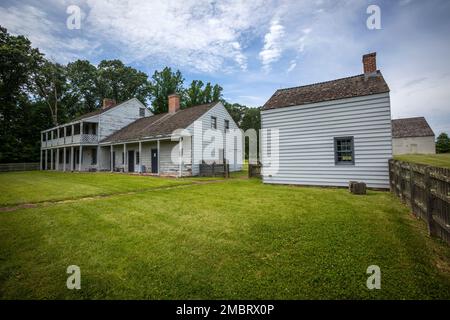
[1,0,449,134]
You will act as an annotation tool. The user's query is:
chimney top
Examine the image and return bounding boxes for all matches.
[362,52,377,75]
[168,93,180,113]
[102,98,116,110]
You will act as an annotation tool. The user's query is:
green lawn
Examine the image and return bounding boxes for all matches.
[395,153,450,168]
[0,171,191,206]
[0,172,450,299]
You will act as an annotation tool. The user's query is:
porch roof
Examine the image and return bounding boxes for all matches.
[101,102,217,144]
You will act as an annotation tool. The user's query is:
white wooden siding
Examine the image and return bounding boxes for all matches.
[187,102,243,175]
[261,93,392,189]
[98,98,152,141]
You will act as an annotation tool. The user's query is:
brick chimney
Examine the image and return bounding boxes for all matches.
[362,52,377,75]
[168,93,180,113]
[102,98,116,110]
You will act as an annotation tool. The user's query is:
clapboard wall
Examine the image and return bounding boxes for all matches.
[261,93,392,189]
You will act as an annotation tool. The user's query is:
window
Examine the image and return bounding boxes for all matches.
[122,152,125,164]
[59,127,64,137]
[91,149,97,165]
[66,149,70,164]
[139,108,145,117]
[334,137,355,165]
[74,123,80,135]
[136,151,140,164]
[92,124,96,135]
[83,124,89,134]
[66,126,72,136]
[211,116,217,129]
[224,120,229,132]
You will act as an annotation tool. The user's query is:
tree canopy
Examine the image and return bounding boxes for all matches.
[0,26,261,163]
[436,132,450,153]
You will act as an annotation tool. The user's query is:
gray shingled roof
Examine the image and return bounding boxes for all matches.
[262,71,390,111]
[73,103,118,121]
[392,117,435,138]
[101,102,218,143]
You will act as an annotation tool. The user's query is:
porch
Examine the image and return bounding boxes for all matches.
[41,138,192,177]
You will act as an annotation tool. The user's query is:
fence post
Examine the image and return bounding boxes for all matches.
[410,164,415,214]
[424,167,435,236]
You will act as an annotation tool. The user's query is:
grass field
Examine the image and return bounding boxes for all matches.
[0,171,192,206]
[1,171,450,299]
[395,153,450,168]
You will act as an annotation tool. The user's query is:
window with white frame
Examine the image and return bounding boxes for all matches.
[211,116,217,129]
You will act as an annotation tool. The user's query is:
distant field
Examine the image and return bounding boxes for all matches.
[394,153,450,168]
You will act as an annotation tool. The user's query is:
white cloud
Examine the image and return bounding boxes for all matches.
[82,0,271,72]
[0,3,99,63]
[259,18,285,71]
[287,60,297,73]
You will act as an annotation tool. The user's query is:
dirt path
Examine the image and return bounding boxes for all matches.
[0,179,228,213]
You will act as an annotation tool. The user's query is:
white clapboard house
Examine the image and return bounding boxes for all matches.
[40,94,242,176]
[261,53,392,189]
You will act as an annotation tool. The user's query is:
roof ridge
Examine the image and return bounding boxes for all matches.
[276,72,381,92]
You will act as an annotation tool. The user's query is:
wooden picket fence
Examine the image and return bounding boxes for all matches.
[389,159,450,245]
[199,163,230,178]
[0,162,40,172]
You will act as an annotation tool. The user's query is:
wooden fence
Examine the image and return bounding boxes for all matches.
[389,159,449,245]
[0,163,40,172]
[199,163,230,178]
[248,163,262,178]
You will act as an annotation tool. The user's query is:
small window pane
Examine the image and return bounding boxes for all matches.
[224,119,229,131]
[211,116,217,129]
[334,137,354,165]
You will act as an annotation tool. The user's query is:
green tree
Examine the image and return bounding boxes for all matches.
[66,60,99,117]
[0,26,45,163]
[436,132,450,153]
[149,67,184,114]
[184,80,223,108]
[32,59,69,126]
[96,59,151,105]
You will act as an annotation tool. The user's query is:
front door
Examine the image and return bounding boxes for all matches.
[151,148,158,173]
[128,151,135,172]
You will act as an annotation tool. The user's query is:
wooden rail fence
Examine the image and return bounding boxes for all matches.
[199,163,230,178]
[0,163,40,172]
[389,159,450,245]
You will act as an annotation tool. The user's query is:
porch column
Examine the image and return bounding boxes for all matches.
[56,148,59,171]
[110,145,113,172]
[45,149,48,170]
[70,146,74,171]
[157,139,160,175]
[79,145,82,172]
[123,143,127,172]
[63,147,66,172]
[97,145,101,171]
[50,148,54,170]
[138,141,142,173]
[179,137,183,178]
[40,147,43,171]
